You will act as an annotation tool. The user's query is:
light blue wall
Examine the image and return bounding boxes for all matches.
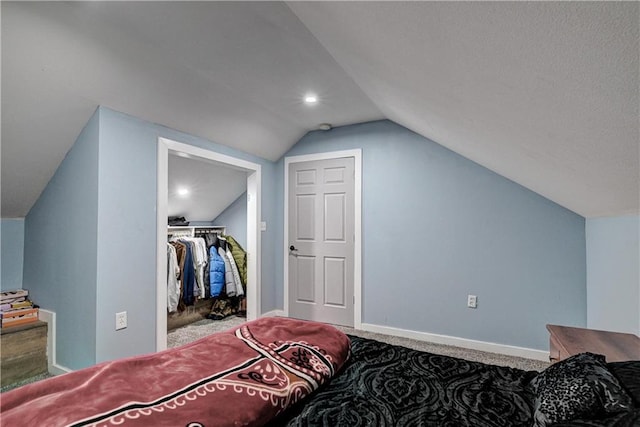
[94,108,278,363]
[260,161,280,313]
[20,110,592,364]
[1,219,25,291]
[280,120,587,350]
[21,107,279,368]
[213,192,247,248]
[23,111,99,369]
[586,215,640,335]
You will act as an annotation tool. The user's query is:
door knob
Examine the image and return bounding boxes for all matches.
[289,245,297,251]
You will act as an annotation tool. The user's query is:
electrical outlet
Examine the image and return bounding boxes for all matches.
[467,295,477,309]
[115,311,127,330]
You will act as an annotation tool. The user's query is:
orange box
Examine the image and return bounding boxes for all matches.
[1,307,38,319]
[2,316,38,328]
[1,308,38,328]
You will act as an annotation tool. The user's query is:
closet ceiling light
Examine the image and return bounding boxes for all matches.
[304,94,318,105]
[177,188,190,197]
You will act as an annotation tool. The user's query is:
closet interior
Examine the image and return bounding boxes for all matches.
[166,151,249,332]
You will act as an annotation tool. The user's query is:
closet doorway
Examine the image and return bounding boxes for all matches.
[156,137,262,351]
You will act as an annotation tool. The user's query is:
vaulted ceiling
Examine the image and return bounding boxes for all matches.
[168,152,247,223]
[2,1,638,218]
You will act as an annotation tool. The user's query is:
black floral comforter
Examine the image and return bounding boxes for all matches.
[270,335,640,427]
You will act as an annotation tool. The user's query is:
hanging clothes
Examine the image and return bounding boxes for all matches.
[170,241,187,312]
[198,232,218,297]
[167,244,180,312]
[225,246,244,297]
[202,232,219,250]
[178,239,196,306]
[218,246,237,297]
[179,237,207,300]
[167,227,246,321]
[223,235,247,288]
[218,236,243,296]
[209,246,226,297]
[221,235,247,316]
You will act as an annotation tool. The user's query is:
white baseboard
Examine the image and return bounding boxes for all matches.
[50,363,72,375]
[261,309,285,318]
[38,309,72,374]
[360,323,549,362]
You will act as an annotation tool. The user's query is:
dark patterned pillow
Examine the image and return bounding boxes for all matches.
[530,352,633,426]
[608,361,640,407]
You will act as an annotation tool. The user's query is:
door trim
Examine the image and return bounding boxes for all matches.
[157,137,262,351]
[284,149,362,329]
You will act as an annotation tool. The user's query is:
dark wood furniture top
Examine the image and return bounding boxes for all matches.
[547,324,640,363]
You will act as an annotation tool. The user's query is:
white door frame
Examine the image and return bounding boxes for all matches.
[284,149,362,329]
[156,137,262,351]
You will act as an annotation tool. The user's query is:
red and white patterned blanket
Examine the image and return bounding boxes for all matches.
[0,317,350,427]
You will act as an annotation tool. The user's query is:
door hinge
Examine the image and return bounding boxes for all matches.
[353,295,355,305]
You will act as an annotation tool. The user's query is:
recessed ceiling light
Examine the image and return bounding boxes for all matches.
[318,123,332,131]
[176,152,191,159]
[177,187,190,197]
[304,94,318,104]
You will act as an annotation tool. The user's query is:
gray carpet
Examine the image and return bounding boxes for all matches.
[167,316,246,348]
[167,317,549,371]
[0,372,53,393]
[335,325,549,371]
[2,317,547,393]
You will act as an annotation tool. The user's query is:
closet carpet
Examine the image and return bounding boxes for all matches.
[167,316,246,348]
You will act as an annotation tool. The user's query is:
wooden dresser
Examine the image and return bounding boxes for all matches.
[547,324,640,363]
[0,320,48,386]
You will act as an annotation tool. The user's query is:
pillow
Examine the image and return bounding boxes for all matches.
[607,361,640,407]
[530,352,633,426]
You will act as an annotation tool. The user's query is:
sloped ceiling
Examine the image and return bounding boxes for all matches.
[1,1,382,217]
[289,1,639,217]
[168,153,247,223]
[2,1,638,219]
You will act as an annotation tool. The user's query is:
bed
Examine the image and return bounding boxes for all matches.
[270,335,640,427]
[0,317,350,426]
[1,319,639,427]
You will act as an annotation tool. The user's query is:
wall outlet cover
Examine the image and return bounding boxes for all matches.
[467,295,478,309]
[115,311,127,330]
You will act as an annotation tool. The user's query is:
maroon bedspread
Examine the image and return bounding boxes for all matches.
[0,317,350,427]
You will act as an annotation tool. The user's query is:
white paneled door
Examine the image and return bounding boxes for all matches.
[288,157,355,327]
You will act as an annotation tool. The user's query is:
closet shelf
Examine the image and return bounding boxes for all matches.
[167,225,226,237]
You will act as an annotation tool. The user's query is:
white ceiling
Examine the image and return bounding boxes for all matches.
[168,153,247,223]
[2,2,638,219]
[1,1,381,217]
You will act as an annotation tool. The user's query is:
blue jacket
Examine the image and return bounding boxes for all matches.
[209,246,226,297]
